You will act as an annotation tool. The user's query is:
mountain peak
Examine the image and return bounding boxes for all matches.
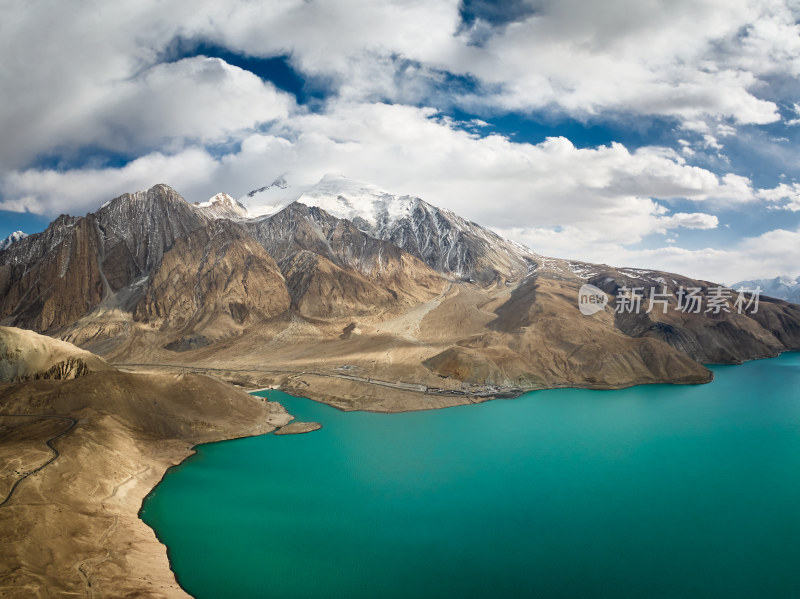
[194,193,249,220]
[270,174,289,189]
[244,175,289,199]
[241,173,419,225]
[199,192,236,205]
[0,230,28,251]
[237,174,536,282]
[241,176,307,217]
[99,183,186,211]
[731,275,800,304]
[295,175,417,228]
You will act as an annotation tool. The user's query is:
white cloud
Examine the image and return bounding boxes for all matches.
[0,52,292,169]
[499,225,800,284]
[757,182,800,211]
[0,1,298,170]
[656,212,719,232]
[633,227,800,283]
[91,57,294,151]
[1,149,218,216]
[787,103,800,126]
[0,100,756,241]
[1,96,796,284]
[0,196,46,215]
[1,0,798,174]
[445,0,786,126]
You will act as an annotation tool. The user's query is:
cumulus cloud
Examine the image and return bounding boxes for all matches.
[446,0,789,126]
[0,100,756,247]
[655,212,719,232]
[498,224,800,284]
[757,182,800,211]
[622,227,800,284]
[1,149,218,215]
[90,57,294,152]
[2,0,799,174]
[0,53,292,168]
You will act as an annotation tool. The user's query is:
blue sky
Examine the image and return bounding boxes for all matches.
[2,0,800,283]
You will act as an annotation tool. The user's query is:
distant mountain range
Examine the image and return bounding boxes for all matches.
[731,276,800,305]
[1,176,799,409]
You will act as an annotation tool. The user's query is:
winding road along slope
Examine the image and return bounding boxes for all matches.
[0,414,77,508]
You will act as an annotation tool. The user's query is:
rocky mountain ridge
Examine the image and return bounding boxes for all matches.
[731,275,800,304]
[193,193,250,220]
[242,173,535,284]
[1,178,799,409]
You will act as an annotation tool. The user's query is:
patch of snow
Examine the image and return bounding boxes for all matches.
[0,231,28,251]
[242,174,420,231]
[293,174,417,230]
[730,275,800,304]
[239,176,311,217]
[194,192,249,219]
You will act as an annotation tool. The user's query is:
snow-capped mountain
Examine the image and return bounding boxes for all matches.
[243,174,537,283]
[0,231,27,251]
[2,181,800,396]
[194,193,249,220]
[731,276,800,304]
[241,175,308,217]
[249,173,416,229]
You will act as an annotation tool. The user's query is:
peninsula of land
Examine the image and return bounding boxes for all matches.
[0,327,291,597]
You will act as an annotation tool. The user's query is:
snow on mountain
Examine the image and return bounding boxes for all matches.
[0,231,27,251]
[242,173,537,283]
[296,174,418,229]
[240,175,311,217]
[194,193,249,220]
[731,276,800,304]
[241,174,416,228]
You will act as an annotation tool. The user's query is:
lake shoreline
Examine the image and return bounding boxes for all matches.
[142,353,800,598]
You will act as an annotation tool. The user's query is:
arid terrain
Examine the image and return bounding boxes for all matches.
[2,179,800,596]
[0,328,292,598]
[2,179,798,412]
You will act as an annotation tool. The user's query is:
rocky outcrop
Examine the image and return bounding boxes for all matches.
[0,185,209,332]
[376,199,534,285]
[0,326,113,382]
[246,202,448,314]
[96,184,208,291]
[194,193,249,220]
[135,219,291,334]
[0,216,107,331]
[274,421,322,435]
[25,356,91,381]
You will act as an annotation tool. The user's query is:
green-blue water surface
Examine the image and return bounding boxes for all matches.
[141,353,800,598]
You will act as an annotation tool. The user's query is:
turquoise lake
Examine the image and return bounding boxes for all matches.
[141,353,800,598]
